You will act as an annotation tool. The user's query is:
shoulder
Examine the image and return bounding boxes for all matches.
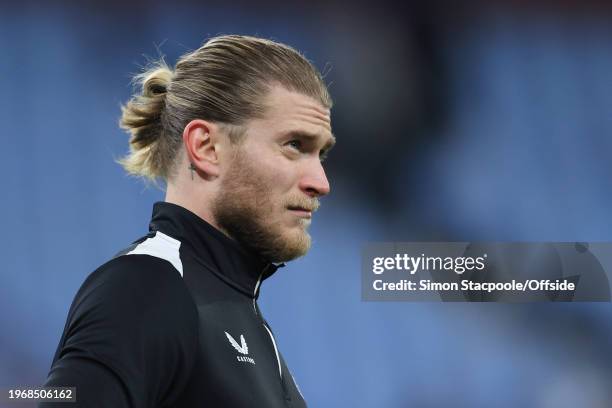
[113,230,184,276]
[86,230,186,298]
[68,241,197,339]
[54,237,199,405]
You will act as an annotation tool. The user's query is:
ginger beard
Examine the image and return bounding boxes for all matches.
[213,147,318,263]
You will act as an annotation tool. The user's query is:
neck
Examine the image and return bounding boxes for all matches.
[165,180,223,235]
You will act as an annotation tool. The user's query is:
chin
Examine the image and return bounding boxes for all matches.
[273,229,312,262]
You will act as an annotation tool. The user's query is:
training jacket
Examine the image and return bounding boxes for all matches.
[41,201,307,408]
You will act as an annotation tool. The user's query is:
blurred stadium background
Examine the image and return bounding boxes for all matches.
[2,0,612,406]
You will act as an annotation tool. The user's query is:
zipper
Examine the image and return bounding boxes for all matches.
[253,270,263,314]
[252,265,293,404]
[263,323,282,378]
[252,266,283,380]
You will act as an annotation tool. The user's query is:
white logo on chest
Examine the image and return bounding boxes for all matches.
[225,331,255,365]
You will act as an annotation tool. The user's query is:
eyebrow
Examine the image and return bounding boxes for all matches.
[285,131,337,152]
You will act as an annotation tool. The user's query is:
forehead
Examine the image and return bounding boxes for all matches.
[258,85,332,137]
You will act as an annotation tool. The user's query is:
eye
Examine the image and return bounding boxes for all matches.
[286,140,303,151]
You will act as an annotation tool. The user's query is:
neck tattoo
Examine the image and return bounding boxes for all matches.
[189,163,196,180]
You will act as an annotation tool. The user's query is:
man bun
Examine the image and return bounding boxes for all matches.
[118,62,175,182]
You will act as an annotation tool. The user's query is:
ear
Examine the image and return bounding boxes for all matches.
[182,119,223,178]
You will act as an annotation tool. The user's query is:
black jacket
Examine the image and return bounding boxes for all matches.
[41,201,307,407]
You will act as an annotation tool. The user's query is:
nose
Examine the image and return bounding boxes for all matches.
[299,159,331,198]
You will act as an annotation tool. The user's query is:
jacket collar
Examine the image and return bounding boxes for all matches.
[148,201,282,298]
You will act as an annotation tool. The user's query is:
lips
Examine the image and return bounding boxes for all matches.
[287,206,314,218]
[288,206,314,212]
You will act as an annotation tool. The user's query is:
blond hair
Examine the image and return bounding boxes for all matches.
[118,35,332,183]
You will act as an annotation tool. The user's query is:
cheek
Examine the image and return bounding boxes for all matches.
[239,146,298,195]
[259,161,296,191]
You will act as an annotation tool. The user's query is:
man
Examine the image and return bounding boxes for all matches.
[41,35,335,407]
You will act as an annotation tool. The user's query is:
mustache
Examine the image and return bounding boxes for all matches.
[286,198,320,212]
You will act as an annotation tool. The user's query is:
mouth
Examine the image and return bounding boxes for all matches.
[287,206,313,218]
